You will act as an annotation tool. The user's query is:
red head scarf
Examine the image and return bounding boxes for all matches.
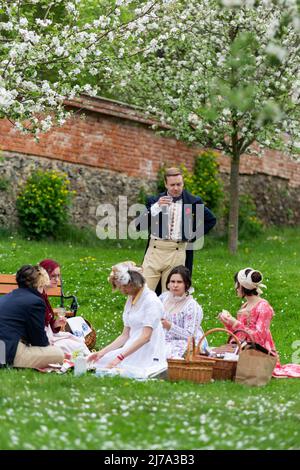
[39,258,60,331]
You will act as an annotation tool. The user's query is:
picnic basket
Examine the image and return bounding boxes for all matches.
[60,283,96,350]
[65,313,96,350]
[83,319,97,350]
[167,337,215,384]
[197,328,242,381]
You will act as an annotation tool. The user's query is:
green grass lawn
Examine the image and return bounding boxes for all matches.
[0,227,300,450]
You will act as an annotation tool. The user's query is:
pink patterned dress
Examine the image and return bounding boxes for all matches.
[223,298,300,378]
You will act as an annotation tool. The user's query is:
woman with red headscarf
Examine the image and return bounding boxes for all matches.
[39,259,89,356]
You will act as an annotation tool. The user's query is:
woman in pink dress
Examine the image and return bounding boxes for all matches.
[218,267,300,378]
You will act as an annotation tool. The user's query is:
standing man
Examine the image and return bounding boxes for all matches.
[136,167,216,292]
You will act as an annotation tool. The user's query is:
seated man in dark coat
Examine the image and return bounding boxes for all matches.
[0,265,64,368]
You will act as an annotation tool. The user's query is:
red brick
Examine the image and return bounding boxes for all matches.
[0,96,299,187]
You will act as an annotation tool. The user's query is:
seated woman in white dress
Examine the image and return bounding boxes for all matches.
[88,261,167,375]
[160,265,207,359]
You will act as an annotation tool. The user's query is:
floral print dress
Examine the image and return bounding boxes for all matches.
[223,298,300,378]
[159,292,207,359]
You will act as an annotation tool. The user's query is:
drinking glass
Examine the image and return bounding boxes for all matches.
[56,307,66,331]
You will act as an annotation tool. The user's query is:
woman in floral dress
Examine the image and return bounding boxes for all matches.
[218,267,300,378]
[160,265,207,359]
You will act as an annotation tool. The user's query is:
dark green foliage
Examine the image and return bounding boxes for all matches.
[16,170,75,240]
[238,194,265,238]
[181,150,224,211]
[0,177,10,191]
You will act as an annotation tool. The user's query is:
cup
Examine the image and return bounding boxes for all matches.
[56,307,66,318]
[56,307,66,331]
[161,196,172,213]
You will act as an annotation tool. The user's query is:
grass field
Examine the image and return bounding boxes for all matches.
[0,227,300,450]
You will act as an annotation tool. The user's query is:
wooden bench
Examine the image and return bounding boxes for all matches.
[0,274,78,314]
[0,274,96,349]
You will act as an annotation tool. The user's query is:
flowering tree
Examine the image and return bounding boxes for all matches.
[111,0,300,253]
[0,0,170,134]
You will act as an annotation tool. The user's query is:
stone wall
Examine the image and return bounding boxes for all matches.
[1,152,299,233]
[0,95,300,231]
[0,152,156,229]
[220,173,300,226]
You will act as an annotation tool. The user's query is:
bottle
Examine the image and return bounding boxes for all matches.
[74,353,87,377]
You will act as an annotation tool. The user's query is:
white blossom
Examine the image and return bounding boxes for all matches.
[66,2,77,15]
[55,47,65,57]
[19,17,29,27]
[35,18,53,28]
[110,0,299,158]
[0,87,18,110]
[0,0,168,134]
[265,44,288,62]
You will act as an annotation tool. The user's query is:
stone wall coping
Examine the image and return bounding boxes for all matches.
[65,94,172,130]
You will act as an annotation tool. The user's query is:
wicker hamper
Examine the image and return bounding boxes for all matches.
[197,328,242,381]
[65,313,97,350]
[167,337,215,383]
[83,319,97,350]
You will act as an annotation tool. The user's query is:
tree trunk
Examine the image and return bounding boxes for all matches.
[228,150,240,254]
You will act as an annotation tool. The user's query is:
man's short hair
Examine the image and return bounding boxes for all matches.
[164,167,183,182]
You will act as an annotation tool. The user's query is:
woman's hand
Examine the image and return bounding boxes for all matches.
[218,310,236,326]
[161,319,172,330]
[106,357,121,369]
[87,351,104,363]
[53,317,67,329]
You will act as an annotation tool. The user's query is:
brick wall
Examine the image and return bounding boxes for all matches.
[0,94,299,187]
[0,95,196,179]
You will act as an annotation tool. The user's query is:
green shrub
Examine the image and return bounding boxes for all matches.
[182,151,223,211]
[137,186,148,205]
[156,163,168,193]
[16,169,75,239]
[0,177,10,191]
[238,194,265,238]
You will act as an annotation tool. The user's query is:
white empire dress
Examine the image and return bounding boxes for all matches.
[94,286,167,377]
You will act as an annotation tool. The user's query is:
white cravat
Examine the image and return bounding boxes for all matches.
[150,200,183,240]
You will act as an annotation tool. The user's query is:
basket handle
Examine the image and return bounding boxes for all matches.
[196,327,242,355]
[233,328,254,344]
[185,336,196,362]
[233,329,277,356]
